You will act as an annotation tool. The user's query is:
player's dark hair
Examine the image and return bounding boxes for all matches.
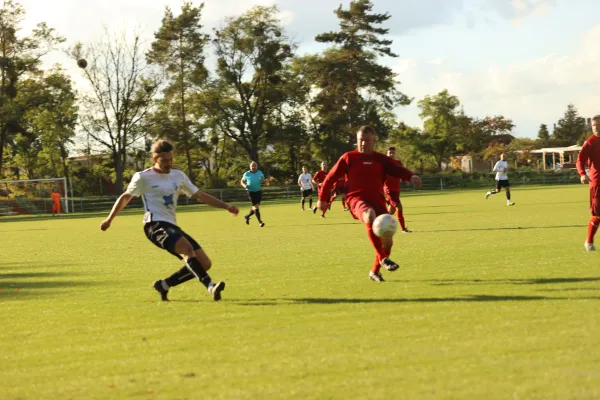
[593,115,600,121]
[152,139,174,154]
[388,146,396,151]
[358,125,376,135]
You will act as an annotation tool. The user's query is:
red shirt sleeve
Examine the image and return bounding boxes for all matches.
[319,155,349,202]
[577,139,591,176]
[379,154,414,181]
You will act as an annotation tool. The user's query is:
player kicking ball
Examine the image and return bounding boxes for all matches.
[485,153,515,206]
[100,139,239,301]
[317,126,421,282]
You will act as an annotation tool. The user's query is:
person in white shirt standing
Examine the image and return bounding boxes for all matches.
[100,139,239,301]
[485,153,515,206]
[297,166,314,211]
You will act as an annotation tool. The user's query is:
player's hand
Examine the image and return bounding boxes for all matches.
[100,219,111,231]
[227,204,239,216]
[581,175,589,184]
[411,175,422,189]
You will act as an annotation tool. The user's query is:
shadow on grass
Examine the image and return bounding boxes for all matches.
[0,268,99,300]
[0,262,79,269]
[230,294,600,306]
[419,224,585,233]
[0,228,48,233]
[427,277,600,286]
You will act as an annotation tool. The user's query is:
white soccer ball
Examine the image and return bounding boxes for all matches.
[372,214,398,238]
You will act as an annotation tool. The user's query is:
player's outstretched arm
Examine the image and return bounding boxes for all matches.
[100,193,133,231]
[192,190,239,216]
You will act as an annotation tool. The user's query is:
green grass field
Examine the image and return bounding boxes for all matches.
[2,185,600,400]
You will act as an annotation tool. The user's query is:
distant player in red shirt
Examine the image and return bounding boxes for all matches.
[317,126,422,282]
[312,161,329,218]
[577,114,600,251]
[329,176,348,211]
[384,146,410,233]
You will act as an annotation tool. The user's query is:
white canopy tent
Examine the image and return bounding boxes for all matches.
[531,145,582,170]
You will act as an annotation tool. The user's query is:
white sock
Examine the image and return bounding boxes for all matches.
[207,282,215,292]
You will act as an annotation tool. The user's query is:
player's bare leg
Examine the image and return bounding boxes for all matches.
[485,188,499,200]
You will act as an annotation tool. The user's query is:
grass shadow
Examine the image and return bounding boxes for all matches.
[420,224,585,233]
[427,277,600,286]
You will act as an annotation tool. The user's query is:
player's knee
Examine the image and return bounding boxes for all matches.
[253,204,260,210]
[175,238,195,257]
[381,237,393,249]
[363,208,376,224]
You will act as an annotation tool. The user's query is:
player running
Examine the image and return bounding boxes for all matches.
[577,114,600,251]
[241,161,266,227]
[298,166,314,211]
[312,161,329,218]
[100,139,238,301]
[317,126,421,282]
[384,147,411,232]
[485,153,515,206]
[329,176,347,211]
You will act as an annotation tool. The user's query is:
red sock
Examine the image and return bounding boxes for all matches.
[366,223,386,272]
[397,209,406,230]
[587,217,600,243]
[371,256,380,274]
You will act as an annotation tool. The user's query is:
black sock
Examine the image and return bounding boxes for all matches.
[309,198,313,208]
[185,257,212,289]
[489,190,497,195]
[164,265,195,288]
[302,199,305,208]
[246,209,255,218]
[506,191,511,200]
[255,208,262,223]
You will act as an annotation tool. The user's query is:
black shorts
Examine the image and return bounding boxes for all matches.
[301,188,313,198]
[248,190,262,205]
[144,221,201,260]
[496,180,510,189]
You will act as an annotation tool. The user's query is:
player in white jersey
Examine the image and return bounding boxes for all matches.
[100,139,239,301]
[297,166,314,211]
[485,153,515,206]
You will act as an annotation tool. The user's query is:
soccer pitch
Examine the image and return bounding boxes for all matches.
[2,185,599,400]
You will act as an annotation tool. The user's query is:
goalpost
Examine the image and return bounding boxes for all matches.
[0,177,73,216]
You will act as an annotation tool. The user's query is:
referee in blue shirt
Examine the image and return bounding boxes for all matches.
[241,161,266,227]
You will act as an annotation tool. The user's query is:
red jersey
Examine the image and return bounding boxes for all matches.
[333,176,346,191]
[51,192,61,203]
[313,170,328,189]
[319,150,414,204]
[577,135,600,185]
[383,159,404,193]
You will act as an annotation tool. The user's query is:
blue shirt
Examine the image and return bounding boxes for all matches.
[242,170,265,192]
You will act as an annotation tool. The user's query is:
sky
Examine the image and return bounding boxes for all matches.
[16,0,600,138]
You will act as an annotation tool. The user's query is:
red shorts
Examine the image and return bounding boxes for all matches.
[347,196,388,223]
[590,185,600,216]
[385,190,401,209]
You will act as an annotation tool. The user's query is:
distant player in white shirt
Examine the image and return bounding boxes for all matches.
[297,166,314,211]
[485,153,515,206]
[100,139,239,301]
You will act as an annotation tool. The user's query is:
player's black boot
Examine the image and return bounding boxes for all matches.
[380,258,400,272]
[209,282,226,301]
[153,280,169,301]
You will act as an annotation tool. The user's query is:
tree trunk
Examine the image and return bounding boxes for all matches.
[185,146,194,181]
[113,152,124,194]
[0,126,7,178]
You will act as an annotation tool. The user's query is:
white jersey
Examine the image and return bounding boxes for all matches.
[298,173,313,190]
[493,160,509,181]
[125,168,199,225]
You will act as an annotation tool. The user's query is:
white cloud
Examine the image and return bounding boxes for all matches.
[394,24,600,137]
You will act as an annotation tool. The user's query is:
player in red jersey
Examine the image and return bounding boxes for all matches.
[329,176,348,211]
[312,161,329,218]
[317,126,422,282]
[577,114,600,251]
[384,146,411,233]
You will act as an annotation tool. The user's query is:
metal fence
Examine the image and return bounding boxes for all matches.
[0,170,584,216]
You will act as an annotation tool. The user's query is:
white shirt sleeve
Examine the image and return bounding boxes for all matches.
[125,172,145,197]
[179,171,199,197]
[493,162,501,172]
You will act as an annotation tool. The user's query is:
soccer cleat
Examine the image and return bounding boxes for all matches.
[153,280,169,301]
[313,207,317,214]
[507,202,515,206]
[343,208,349,211]
[328,203,332,210]
[210,281,226,301]
[369,271,385,282]
[380,257,400,272]
[485,192,491,200]
[584,242,596,251]
[244,215,251,225]
[320,215,326,219]
[401,228,412,233]
[259,222,265,227]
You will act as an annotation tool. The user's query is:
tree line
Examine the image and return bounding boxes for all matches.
[0,0,594,195]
